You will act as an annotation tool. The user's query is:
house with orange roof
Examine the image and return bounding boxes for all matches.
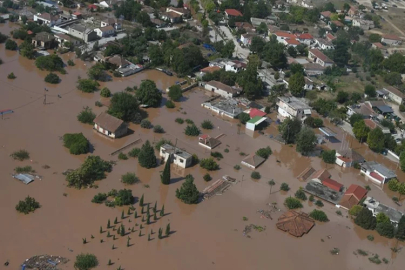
[296,33,314,45]
[382,34,402,46]
[335,149,364,168]
[224,9,243,19]
[199,66,221,78]
[339,184,367,210]
[276,211,315,237]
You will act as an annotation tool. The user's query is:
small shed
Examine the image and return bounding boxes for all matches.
[13,174,35,184]
[319,127,337,141]
[376,105,393,116]
[246,116,267,131]
[241,154,265,169]
[93,112,127,138]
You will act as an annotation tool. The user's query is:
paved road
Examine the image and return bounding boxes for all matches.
[219,25,250,59]
[82,32,127,52]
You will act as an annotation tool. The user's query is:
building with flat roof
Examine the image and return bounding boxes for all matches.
[202,99,243,118]
[277,96,311,122]
[159,144,192,169]
[363,197,404,225]
[360,161,397,186]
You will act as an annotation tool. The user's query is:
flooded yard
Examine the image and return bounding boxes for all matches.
[1,22,404,270]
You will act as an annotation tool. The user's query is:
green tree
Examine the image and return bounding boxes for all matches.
[139,194,144,207]
[238,112,250,124]
[384,72,402,86]
[200,158,219,171]
[288,72,305,97]
[121,173,139,185]
[398,182,405,200]
[296,127,316,155]
[88,63,109,81]
[369,33,381,43]
[238,55,263,99]
[63,133,89,155]
[382,53,405,73]
[295,189,307,201]
[401,152,405,172]
[74,253,98,270]
[284,197,303,209]
[349,113,364,127]
[353,120,370,142]
[388,178,399,191]
[19,40,35,59]
[148,45,164,65]
[322,149,336,164]
[138,140,157,169]
[256,147,272,159]
[176,174,199,204]
[166,223,171,236]
[77,107,96,124]
[287,46,297,58]
[168,84,182,101]
[364,85,376,97]
[161,158,171,185]
[376,212,390,224]
[376,222,395,238]
[108,92,139,121]
[35,54,64,71]
[185,124,200,136]
[15,196,40,214]
[309,209,329,222]
[280,183,290,191]
[349,205,363,216]
[278,117,302,144]
[354,207,377,230]
[5,39,17,50]
[336,91,349,104]
[201,120,214,130]
[77,79,99,93]
[136,80,162,107]
[44,73,60,84]
[100,87,111,97]
[396,216,405,240]
[263,36,287,69]
[367,128,384,153]
[115,189,134,206]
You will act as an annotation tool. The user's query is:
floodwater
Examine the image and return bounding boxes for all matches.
[1,21,405,269]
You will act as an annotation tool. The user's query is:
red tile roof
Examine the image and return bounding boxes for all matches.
[364,119,377,129]
[309,49,334,64]
[312,169,331,181]
[27,30,33,35]
[383,34,401,41]
[321,11,332,18]
[373,42,384,49]
[322,178,343,192]
[225,9,243,17]
[331,20,344,27]
[249,108,266,118]
[276,211,315,237]
[337,156,351,162]
[345,184,367,201]
[297,33,313,40]
[200,66,221,73]
[326,33,336,41]
[286,38,300,45]
[370,172,384,182]
[199,134,209,140]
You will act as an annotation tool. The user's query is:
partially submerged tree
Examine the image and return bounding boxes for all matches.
[138,140,157,169]
[15,196,40,214]
[160,158,171,185]
[355,207,377,230]
[168,84,183,101]
[176,174,199,204]
[108,92,139,122]
[296,127,316,155]
[74,253,98,270]
[63,133,90,155]
[136,80,162,107]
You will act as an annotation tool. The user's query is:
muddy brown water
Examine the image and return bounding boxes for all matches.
[1,22,405,269]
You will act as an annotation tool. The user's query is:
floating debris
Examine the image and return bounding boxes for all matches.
[22,255,69,270]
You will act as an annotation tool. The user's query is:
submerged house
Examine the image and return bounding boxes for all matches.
[241,154,265,169]
[159,144,192,169]
[360,161,397,185]
[339,184,367,210]
[363,197,404,225]
[276,210,315,237]
[335,149,364,167]
[93,112,127,138]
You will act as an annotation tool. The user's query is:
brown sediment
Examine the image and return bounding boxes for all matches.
[1,22,405,270]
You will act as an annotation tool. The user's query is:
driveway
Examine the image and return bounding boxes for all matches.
[219,25,250,59]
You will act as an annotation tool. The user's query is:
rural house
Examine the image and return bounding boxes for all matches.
[296,33,314,45]
[277,96,312,122]
[314,38,334,50]
[381,34,402,45]
[33,12,61,26]
[360,161,397,185]
[204,80,242,98]
[69,24,98,42]
[100,17,122,30]
[308,49,334,67]
[159,144,192,169]
[276,210,315,237]
[383,86,405,105]
[339,184,367,210]
[335,149,365,167]
[241,154,266,169]
[225,60,246,73]
[31,32,56,49]
[363,197,404,225]
[95,25,115,37]
[93,112,128,138]
[224,9,243,19]
[198,134,221,149]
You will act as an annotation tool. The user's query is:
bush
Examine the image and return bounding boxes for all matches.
[7,72,16,79]
[201,120,214,129]
[192,154,199,165]
[349,205,363,216]
[92,193,107,203]
[140,119,153,129]
[35,54,64,72]
[285,197,303,209]
[176,174,199,204]
[5,39,17,50]
[168,84,183,101]
[10,150,30,161]
[295,189,307,201]
[251,172,261,179]
[115,189,134,206]
[238,112,250,124]
[77,79,99,93]
[309,195,314,202]
[44,72,60,84]
[210,151,223,159]
[256,147,272,159]
[128,148,141,158]
[280,183,290,191]
[154,138,172,151]
[100,87,111,97]
[367,235,374,241]
[166,100,175,108]
[121,172,139,185]
[376,222,395,238]
[77,107,96,124]
[15,196,40,214]
[118,152,128,160]
[200,158,219,171]
[315,200,324,207]
[355,207,377,230]
[14,166,34,173]
[63,133,89,155]
[203,173,212,182]
[184,124,200,136]
[185,119,194,124]
[310,210,329,222]
[322,149,336,164]
[234,164,241,170]
[175,118,184,124]
[138,140,157,168]
[95,101,103,107]
[400,104,405,112]
[74,253,98,270]
[67,59,75,66]
[153,125,165,133]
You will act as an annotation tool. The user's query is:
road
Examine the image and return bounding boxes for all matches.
[82,32,127,52]
[219,25,250,59]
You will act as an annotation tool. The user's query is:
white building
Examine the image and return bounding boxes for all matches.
[383,86,405,105]
[204,80,242,98]
[95,25,115,37]
[159,144,192,169]
[335,149,364,168]
[277,96,311,122]
[33,12,61,26]
[224,60,246,73]
[363,197,404,225]
[360,161,397,186]
[308,49,334,67]
[313,38,334,50]
[382,34,403,46]
[93,112,128,138]
[352,19,374,30]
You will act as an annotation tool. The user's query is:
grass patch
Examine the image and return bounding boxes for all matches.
[14,166,35,174]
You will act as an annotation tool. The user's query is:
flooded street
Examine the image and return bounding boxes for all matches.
[1,22,405,270]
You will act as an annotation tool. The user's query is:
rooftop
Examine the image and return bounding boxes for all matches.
[311,169,331,181]
[297,33,313,40]
[99,25,114,32]
[200,66,221,73]
[322,178,343,192]
[376,105,394,114]
[34,31,55,42]
[203,99,243,117]
[304,180,344,205]
[249,108,266,118]
[309,49,334,64]
[206,80,241,95]
[319,127,337,137]
[94,112,124,131]
[278,96,311,110]
[241,154,266,168]
[247,116,266,124]
[361,161,397,179]
[336,148,364,162]
[320,11,332,18]
[364,197,403,223]
[383,34,401,41]
[276,210,315,237]
[161,144,192,159]
[383,86,405,99]
[274,31,296,39]
[225,9,243,17]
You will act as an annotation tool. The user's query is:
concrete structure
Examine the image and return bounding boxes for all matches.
[202,99,243,118]
[159,144,192,169]
[383,86,405,105]
[335,149,364,167]
[276,211,315,237]
[224,60,246,73]
[246,116,267,131]
[93,112,127,138]
[198,134,221,149]
[241,154,266,169]
[277,96,311,122]
[352,19,374,30]
[363,197,404,225]
[382,34,402,46]
[303,63,326,76]
[304,77,314,90]
[339,184,367,210]
[100,17,122,30]
[304,180,344,205]
[69,24,98,42]
[54,33,81,47]
[33,12,61,26]
[204,81,242,98]
[240,33,255,46]
[308,49,334,67]
[296,33,314,45]
[314,38,334,50]
[95,25,115,37]
[31,32,56,49]
[18,10,34,21]
[360,161,397,185]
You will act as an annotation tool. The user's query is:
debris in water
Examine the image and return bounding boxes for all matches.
[22,255,68,270]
